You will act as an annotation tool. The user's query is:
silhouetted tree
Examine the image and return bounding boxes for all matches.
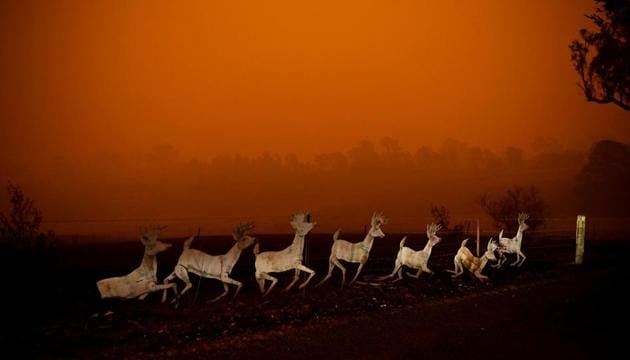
[314,152,348,171]
[348,140,380,170]
[429,204,471,236]
[575,140,630,215]
[0,183,54,249]
[429,203,451,230]
[504,146,524,168]
[414,146,439,170]
[569,0,629,111]
[478,186,547,231]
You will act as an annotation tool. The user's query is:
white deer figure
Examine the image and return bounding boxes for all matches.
[493,212,529,268]
[447,238,497,282]
[380,223,441,281]
[316,212,386,288]
[161,223,257,303]
[96,226,177,300]
[253,213,316,296]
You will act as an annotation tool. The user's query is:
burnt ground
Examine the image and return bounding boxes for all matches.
[1,234,629,359]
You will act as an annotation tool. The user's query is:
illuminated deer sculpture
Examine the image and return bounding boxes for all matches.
[96,225,177,300]
[161,223,257,303]
[380,223,441,281]
[493,212,529,268]
[447,238,497,282]
[316,212,386,288]
[253,213,316,296]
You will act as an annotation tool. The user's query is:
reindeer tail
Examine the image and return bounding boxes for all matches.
[460,238,469,248]
[399,236,407,248]
[333,229,341,242]
[253,242,260,256]
[183,235,195,249]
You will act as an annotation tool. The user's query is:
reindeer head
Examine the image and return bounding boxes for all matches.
[484,238,498,261]
[232,222,257,250]
[426,223,442,246]
[290,212,316,236]
[369,212,387,238]
[518,213,530,232]
[140,225,171,255]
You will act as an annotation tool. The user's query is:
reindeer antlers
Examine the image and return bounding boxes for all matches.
[518,213,530,224]
[291,212,310,223]
[233,222,255,239]
[290,212,313,230]
[371,212,387,227]
[139,224,167,244]
[140,225,167,236]
[427,223,442,236]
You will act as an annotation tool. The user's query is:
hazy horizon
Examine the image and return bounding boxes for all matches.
[1,136,595,236]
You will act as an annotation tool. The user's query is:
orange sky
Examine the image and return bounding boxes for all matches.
[1,0,628,164]
[0,1,629,236]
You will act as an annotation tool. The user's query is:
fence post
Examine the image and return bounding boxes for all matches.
[575,215,586,265]
[476,219,480,257]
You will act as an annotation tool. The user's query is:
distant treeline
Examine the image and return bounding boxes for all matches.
[2,138,628,235]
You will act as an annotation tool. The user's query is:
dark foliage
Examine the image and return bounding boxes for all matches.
[569,0,629,110]
[0,182,56,249]
[429,203,473,237]
[0,183,62,338]
[575,140,630,215]
[429,203,451,230]
[477,186,547,231]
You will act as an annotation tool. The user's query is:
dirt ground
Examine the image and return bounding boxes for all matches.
[2,234,628,359]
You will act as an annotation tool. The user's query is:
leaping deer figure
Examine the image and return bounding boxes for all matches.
[316,212,386,288]
[379,223,441,281]
[253,213,316,296]
[161,223,257,304]
[96,225,177,300]
[493,212,529,268]
[447,238,497,282]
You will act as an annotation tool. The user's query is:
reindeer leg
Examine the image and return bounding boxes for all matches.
[406,268,422,279]
[379,261,401,281]
[517,251,526,267]
[510,252,521,267]
[210,282,230,303]
[447,257,462,277]
[296,264,316,289]
[261,273,278,297]
[256,274,266,294]
[492,251,504,268]
[349,263,365,286]
[222,277,244,299]
[493,253,502,268]
[423,265,434,275]
[282,269,301,292]
[393,267,404,282]
[144,282,178,302]
[331,258,347,288]
[315,258,335,288]
[175,266,193,299]
[499,252,508,268]
[451,259,464,278]
[161,271,177,303]
[476,272,489,282]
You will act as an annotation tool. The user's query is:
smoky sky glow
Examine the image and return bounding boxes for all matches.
[0,0,628,235]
